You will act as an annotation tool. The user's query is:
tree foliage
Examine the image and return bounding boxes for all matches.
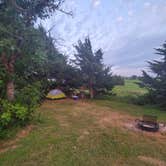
[142,41,166,107]
[0,0,71,131]
[74,37,114,98]
[0,0,66,101]
[0,0,69,24]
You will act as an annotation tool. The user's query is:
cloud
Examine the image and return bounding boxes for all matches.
[128,10,133,16]
[112,66,144,76]
[91,0,101,8]
[116,16,123,22]
[41,0,166,76]
[144,2,151,7]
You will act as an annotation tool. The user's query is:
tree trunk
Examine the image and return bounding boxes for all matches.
[89,87,94,99]
[1,52,18,101]
[6,80,15,101]
[89,78,94,99]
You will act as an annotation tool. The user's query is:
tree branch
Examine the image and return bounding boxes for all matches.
[56,8,73,17]
[10,0,73,17]
[10,0,28,13]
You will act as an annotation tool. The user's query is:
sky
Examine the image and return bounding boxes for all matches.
[41,0,166,76]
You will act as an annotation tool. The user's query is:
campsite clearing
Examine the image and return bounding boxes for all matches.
[0,99,166,166]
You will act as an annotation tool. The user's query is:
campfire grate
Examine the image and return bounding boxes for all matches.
[136,115,159,132]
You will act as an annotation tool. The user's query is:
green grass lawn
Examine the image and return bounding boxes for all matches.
[95,99,166,121]
[0,80,166,166]
[97,79,166,121]
[0,99,166,166]
[112,79,147,97]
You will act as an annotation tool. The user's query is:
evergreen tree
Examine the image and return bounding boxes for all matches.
[142,41,166,107]
[0,0,65,101]
[74,37,113,98]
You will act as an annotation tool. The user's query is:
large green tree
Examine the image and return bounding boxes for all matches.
[142,41,166,107]
[0,0,66,101]
[74,37,113,98]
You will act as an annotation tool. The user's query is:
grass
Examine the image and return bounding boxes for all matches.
[0,79,166,165]
[0,99,166,166]
[112,79,147,97]
[96,79,166,121]
[95,99,166,121]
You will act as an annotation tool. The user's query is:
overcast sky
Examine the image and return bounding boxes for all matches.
[41,0,166,76]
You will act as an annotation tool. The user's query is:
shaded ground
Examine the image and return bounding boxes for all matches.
[0,99,166,166]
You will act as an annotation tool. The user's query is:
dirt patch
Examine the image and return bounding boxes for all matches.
[97,111,133,128]
[124,121,166,139]
[77,103,135,129]
[44,100,166,140]
[0,125,34,154]
[74,101,166,140]
[0,144,22,154]
[17,125,34,138]
[138,156,166,166]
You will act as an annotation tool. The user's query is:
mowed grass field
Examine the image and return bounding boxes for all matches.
[97,79,166,121]
[113,79,147,97]
[0,80,166,166]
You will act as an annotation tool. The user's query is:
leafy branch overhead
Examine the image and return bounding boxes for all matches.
[0,0,69,101]
[9,0,73,22]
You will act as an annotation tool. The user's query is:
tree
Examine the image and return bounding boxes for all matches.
[142,41,166,107]
[74,37,113,98]
[111,75,124,86]
[0,63,6,98]
[1,0,71,25]
[0,0,65,101]
[62,65,83,91]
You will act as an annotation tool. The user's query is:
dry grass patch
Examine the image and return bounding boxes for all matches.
[138,156,166,166]
[0,99,166,166]
[0,125,34,154]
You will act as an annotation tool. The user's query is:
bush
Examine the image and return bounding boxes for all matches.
[16,82,42,111]
[128,93,155,106]
[138,91,166,108]
[13,104,29,121]
[0,100,13,128]
[0,111,12,127]
[0,100,31,129]
[112,75,125,86]
[0,82,44,138]
[0,82,44,134]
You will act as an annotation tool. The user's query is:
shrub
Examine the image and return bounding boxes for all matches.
[111,75,125,86]
[0,82,46,137]
[0,100,13,128]
[0,111,12,127]
[129,93,155,106]
[13,104,29,122]
[16,82,42,111]
[0,100,31,129]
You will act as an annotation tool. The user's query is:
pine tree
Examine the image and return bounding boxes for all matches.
[0,0,65,101]
[142,41,166,107]
[74,37,113,98]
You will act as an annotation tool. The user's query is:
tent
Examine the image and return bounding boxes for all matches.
[46,89,66,99]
